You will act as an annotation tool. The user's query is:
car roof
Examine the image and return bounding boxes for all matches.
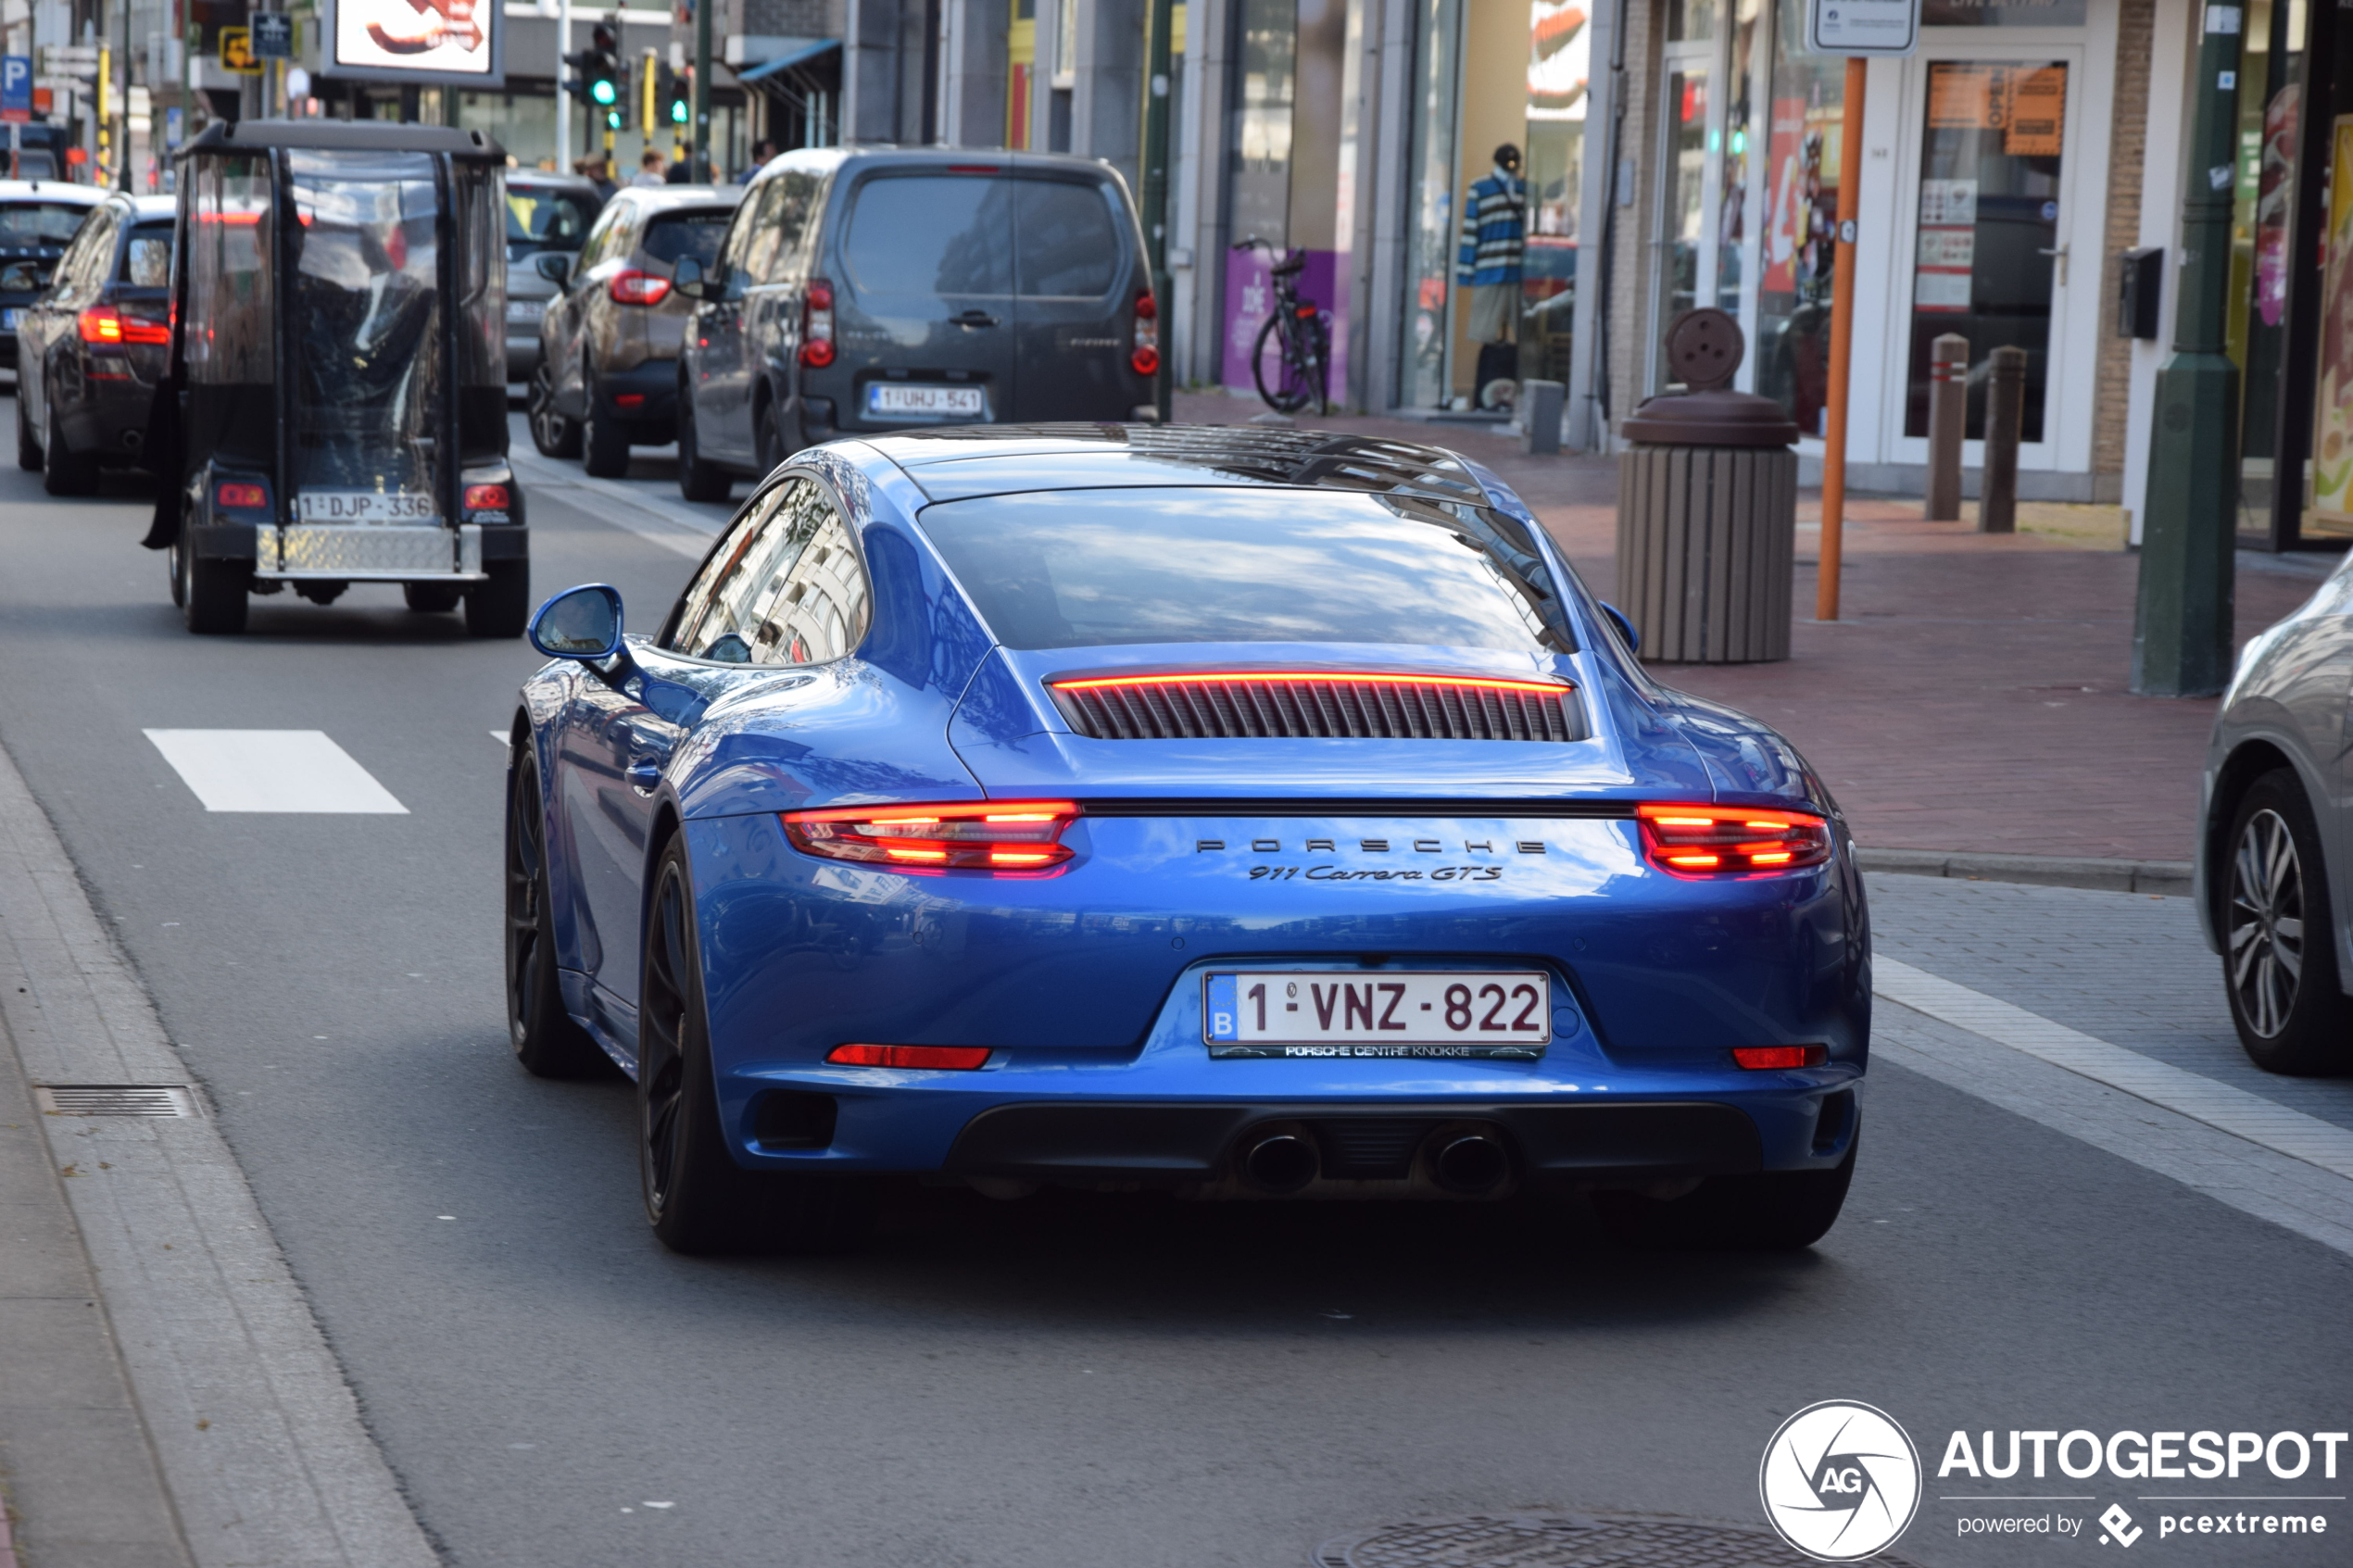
[862,424,1500,509]
[111,194,176,219]
[611,185,743,213]
[180,119,505,162]
[508,170,601,192]
[756,145,1129,184]
[0,181,104,204]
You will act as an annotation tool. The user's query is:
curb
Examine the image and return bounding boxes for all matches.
[1858,846,2193,897]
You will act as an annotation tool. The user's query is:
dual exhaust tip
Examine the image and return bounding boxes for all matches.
[1239,1124,1512,1196]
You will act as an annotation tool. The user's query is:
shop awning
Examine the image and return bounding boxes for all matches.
[737,39,842,82]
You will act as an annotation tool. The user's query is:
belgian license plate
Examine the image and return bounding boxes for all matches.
[1203,971,1551,1059]
[1,309,19,329]
[296,490,439,525]
[867,383,985,418]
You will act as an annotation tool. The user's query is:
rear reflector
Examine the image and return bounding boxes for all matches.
[827,1043,993,1070]
[781,798,1080,872]
[1732,1045,1829,1071]
[1636,802,1832,876]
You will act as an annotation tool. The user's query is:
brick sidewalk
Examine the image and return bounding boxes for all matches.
[1172,391,2329,862]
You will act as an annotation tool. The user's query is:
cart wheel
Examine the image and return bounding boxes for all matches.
[42,403,98,495]
[466,559,530,639]
[582,371,631,479]
[527,360,582,459]
[182,546,249,635]
[404,582,462,614]
[676,383,731,503]
[167,536,185,608]
[16,387,42,471]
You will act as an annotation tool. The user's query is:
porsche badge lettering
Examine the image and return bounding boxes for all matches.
[1188,838,1526,882]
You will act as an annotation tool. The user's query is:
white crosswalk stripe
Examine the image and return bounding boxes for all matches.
[145,730,409,814]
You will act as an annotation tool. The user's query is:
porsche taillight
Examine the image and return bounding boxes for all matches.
[800,279,836,368]
[781,799,1080,872]
[1131,289,1159,377]
[1636,803,1833,876]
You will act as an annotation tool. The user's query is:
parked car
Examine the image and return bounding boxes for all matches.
[2195,555,2353,1073]
[0,181,107,374]
[527,184,737,477]
[13,192,174,493]
[503,424,1868,1256]
[503,169,603,384]
[666,148,1160,501]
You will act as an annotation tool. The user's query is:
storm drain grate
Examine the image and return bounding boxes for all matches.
[1313,1513,1923,1568]
[35,1085,200,1118]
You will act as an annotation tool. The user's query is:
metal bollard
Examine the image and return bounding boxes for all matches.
[1980,345,2026,534]
[1925,333,1968,521]
[1519,379,1565,455]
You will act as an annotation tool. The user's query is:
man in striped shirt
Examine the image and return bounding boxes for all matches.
[1456,144,1527,406]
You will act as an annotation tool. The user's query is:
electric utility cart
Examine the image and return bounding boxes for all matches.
[142,120,528,635]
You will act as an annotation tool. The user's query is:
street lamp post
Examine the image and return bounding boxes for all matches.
[1138,0,1173,421]
[693,0,711,180]
[2131,9,2244,697]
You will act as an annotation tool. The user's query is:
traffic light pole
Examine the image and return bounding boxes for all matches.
[693,0,711,180]
[1139,0,1174,421]
[557,0,572,165]
[2132,14,2243,696]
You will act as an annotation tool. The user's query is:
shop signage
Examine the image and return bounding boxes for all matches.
[1806,0,1921,56]
[218,27,261,75]
[251,14,294,60]
[318,0,504,86]
[1921,0,2088,25]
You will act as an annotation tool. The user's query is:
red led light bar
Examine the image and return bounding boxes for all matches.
[781,799,1081,873]
[1051,671,1571,696]
[1732,1045,1830,1071]
[827,1043,993,1070]
[1636,802,1832,877]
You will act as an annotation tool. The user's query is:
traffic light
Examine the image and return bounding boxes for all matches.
[561,25,621,112]
[663,65,688,125]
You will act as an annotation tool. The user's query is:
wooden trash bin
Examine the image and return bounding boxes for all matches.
[1615,309,1801,664]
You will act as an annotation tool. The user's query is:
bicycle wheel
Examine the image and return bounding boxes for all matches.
[1252,315,1316,415]
[1298,312,1331,416]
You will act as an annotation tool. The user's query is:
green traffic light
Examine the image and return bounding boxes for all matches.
[607,110,623,130]
[670,101,687,124]
[590,79,617,106]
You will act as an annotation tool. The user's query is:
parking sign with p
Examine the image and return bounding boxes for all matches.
[0,56,31,124]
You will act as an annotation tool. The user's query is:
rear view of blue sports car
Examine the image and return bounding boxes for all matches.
[504,425,1869,1255]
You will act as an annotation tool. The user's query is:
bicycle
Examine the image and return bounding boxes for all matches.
[1232,237,1330,416]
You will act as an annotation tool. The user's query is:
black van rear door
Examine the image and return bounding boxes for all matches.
[832,169,1014,430]
[1009,171,1136,421]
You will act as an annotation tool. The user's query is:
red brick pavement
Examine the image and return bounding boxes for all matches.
[1171,392,2325,861]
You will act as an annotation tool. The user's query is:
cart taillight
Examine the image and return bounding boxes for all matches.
[214,481,269,511]
[464,483,511,512]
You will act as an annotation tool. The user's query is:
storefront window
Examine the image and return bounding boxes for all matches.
[1521,0,1588,386]
[1756,0,1843,433]
[2231,0,2305,529]
[1401,0,1463,408]
[1717,0,1760,321]
[1656,64,1710,375]
[1898,61,2067,443]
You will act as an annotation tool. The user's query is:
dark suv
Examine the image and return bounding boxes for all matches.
[670,147,1158,500]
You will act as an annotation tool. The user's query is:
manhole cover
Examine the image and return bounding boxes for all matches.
[35,1085,199,1118]
[1313,1512,1922,1568]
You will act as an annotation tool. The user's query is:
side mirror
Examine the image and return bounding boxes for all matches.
[533,251,573,285]
[529,583,623,660]
[671,255,707,299]
[1599,601,1641,658]
[0,261,43,292]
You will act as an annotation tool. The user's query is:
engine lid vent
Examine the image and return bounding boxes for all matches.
[1048,672,1582,744]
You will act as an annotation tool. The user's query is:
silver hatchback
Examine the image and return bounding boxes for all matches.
[2196,555,2353,1073]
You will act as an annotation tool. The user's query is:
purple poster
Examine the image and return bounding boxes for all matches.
[1222,247,1346,407]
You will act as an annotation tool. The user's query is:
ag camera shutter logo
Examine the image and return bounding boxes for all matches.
[1759,1399,1923,1561]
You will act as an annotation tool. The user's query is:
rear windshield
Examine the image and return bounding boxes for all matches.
[841,173,1126,299]
[122,222,171,287]
[643,212,729,268]
[506,188,599,255]
[0,202,93,249]
[919,488,1573,653]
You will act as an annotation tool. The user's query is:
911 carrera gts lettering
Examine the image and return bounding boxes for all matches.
[1248,864,1504,882]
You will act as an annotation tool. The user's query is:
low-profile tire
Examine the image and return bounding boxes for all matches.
[528,359,582,458]
[582,370,632,478]
[1593,1134,1857,1252]
[2223,769,2353,1073]
[465,558,531,638]
[638,837,875,1255]
[755,398,798,477]
[42,402,98,495]
[675,383,732,502]
[181,544,249,634]
[17,386,42,470]
[404,581,462,613]
[505,746,611,1079]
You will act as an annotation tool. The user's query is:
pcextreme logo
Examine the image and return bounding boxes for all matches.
[1759,1399,1925,1562]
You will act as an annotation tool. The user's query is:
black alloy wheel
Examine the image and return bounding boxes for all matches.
[2223,770,2353,1073]
[582,363,631,479]
[16,382,41,470]
[42,399,97,495]
[675,379,731,502]
[504,746,610,1078]
[528,358,582,458]
[1592,1133,1858,1252]
[638,838,874,1255]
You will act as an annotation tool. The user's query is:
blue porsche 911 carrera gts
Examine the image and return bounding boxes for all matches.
[504,425,1869,1255]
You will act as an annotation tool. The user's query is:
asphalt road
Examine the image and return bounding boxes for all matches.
[0,412,2347,1568]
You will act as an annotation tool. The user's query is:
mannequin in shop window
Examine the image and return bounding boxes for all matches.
[1456,143,1527,410]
